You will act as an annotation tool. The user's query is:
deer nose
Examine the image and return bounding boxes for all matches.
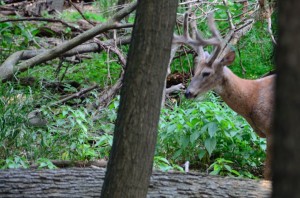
[185,90,193,98]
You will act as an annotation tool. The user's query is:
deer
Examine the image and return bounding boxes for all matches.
[172,13,275,180]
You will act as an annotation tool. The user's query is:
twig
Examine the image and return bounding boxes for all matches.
[0,17,83,32]
[222,0,235,30]
[93,38,127,68]
[51,84,99,106]
[237,45,246,77]
[165,83,185,95]
[266,16,277,45]
[68,0,96,26]
[96,76,123,110]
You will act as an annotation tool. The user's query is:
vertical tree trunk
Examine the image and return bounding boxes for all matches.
[100,1,178,197]
[273,1,300,197]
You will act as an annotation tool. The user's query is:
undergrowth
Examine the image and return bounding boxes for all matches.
[0,83,265,178]
[0,1,274,178]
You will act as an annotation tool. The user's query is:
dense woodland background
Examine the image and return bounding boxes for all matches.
[0,0,276,180]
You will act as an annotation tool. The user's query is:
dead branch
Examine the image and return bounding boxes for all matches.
[93,38,127,68]
[96,76,123,110]
[0,17,83,32]
[0,1,137,82]
[13,37,130,61]
[165,83,185,95]
[52,84,99,106]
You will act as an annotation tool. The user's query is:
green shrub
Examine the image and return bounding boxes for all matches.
[157,93,266,178]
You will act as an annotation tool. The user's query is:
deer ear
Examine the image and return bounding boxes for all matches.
[220,51,235,66]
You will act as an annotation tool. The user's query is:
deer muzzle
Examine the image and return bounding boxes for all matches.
[185,90,196,99]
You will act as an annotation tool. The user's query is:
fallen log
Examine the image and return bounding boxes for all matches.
[0,167,271,197]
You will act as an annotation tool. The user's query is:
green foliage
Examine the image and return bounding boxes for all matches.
[157,93,265,178]
[0,82,115,167]
[0,156,29,169]
[0,83,36,159]
[207,158,240,177]
[61,11,106,22]
[0,22,40,61]
[154,156,184,172]
[0,1,274,179]
[36,158,57,169]
[231,23,274,78]
[71,53,122,85]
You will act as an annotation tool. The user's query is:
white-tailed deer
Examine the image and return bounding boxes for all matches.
[173,13,275,180]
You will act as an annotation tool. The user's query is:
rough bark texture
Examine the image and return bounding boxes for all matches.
[100,1,178,197]
[273,1,300,197]
[0,168,271,197]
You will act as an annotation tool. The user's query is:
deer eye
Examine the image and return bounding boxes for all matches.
[202,72,211,78]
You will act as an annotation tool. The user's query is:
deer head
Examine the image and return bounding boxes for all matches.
[172,13,236,98]
[186,50,236,98]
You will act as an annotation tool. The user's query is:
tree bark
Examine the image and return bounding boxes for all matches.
[0,168,271,198]
[273,1,300,197]
[100,1,178,197]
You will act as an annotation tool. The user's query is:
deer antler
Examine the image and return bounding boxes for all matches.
[172,12,223,65]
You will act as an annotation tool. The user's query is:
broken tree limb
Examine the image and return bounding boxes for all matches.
[11,37,130,61]
[0,1,137,82]
[165,83,185,94]
[0,168,272,197]
[0,36,131,82]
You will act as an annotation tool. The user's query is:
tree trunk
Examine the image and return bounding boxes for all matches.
[100,1,178,197]
[0,168,271,197]
[273,1,300,197]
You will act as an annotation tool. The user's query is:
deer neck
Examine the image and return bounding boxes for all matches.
[213,67,255,117]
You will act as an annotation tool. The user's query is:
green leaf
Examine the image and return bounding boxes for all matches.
[190,131,201,144]
[230,169,240,176]
[205,137,217,156]
[180,136,189,149]
[198,149,206,160]
[172,149,182,159]
[167,124,177,134]
[210,169,220,175]
[224,164,232,172]
[155,156,170,165]
[207,122,218,137]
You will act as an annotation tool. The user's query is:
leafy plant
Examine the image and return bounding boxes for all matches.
[154,156,184,172]
[36,158,57,169]
[0,156,29,169]
[207,158,241,177]
[156,93,266,178]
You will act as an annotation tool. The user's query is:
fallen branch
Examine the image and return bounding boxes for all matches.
[0,1,137,82]
[0,36,131,82]
[165,83,185,95]
[96,76,123,110]
[0,168,272,197]
[52,84,99,106]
